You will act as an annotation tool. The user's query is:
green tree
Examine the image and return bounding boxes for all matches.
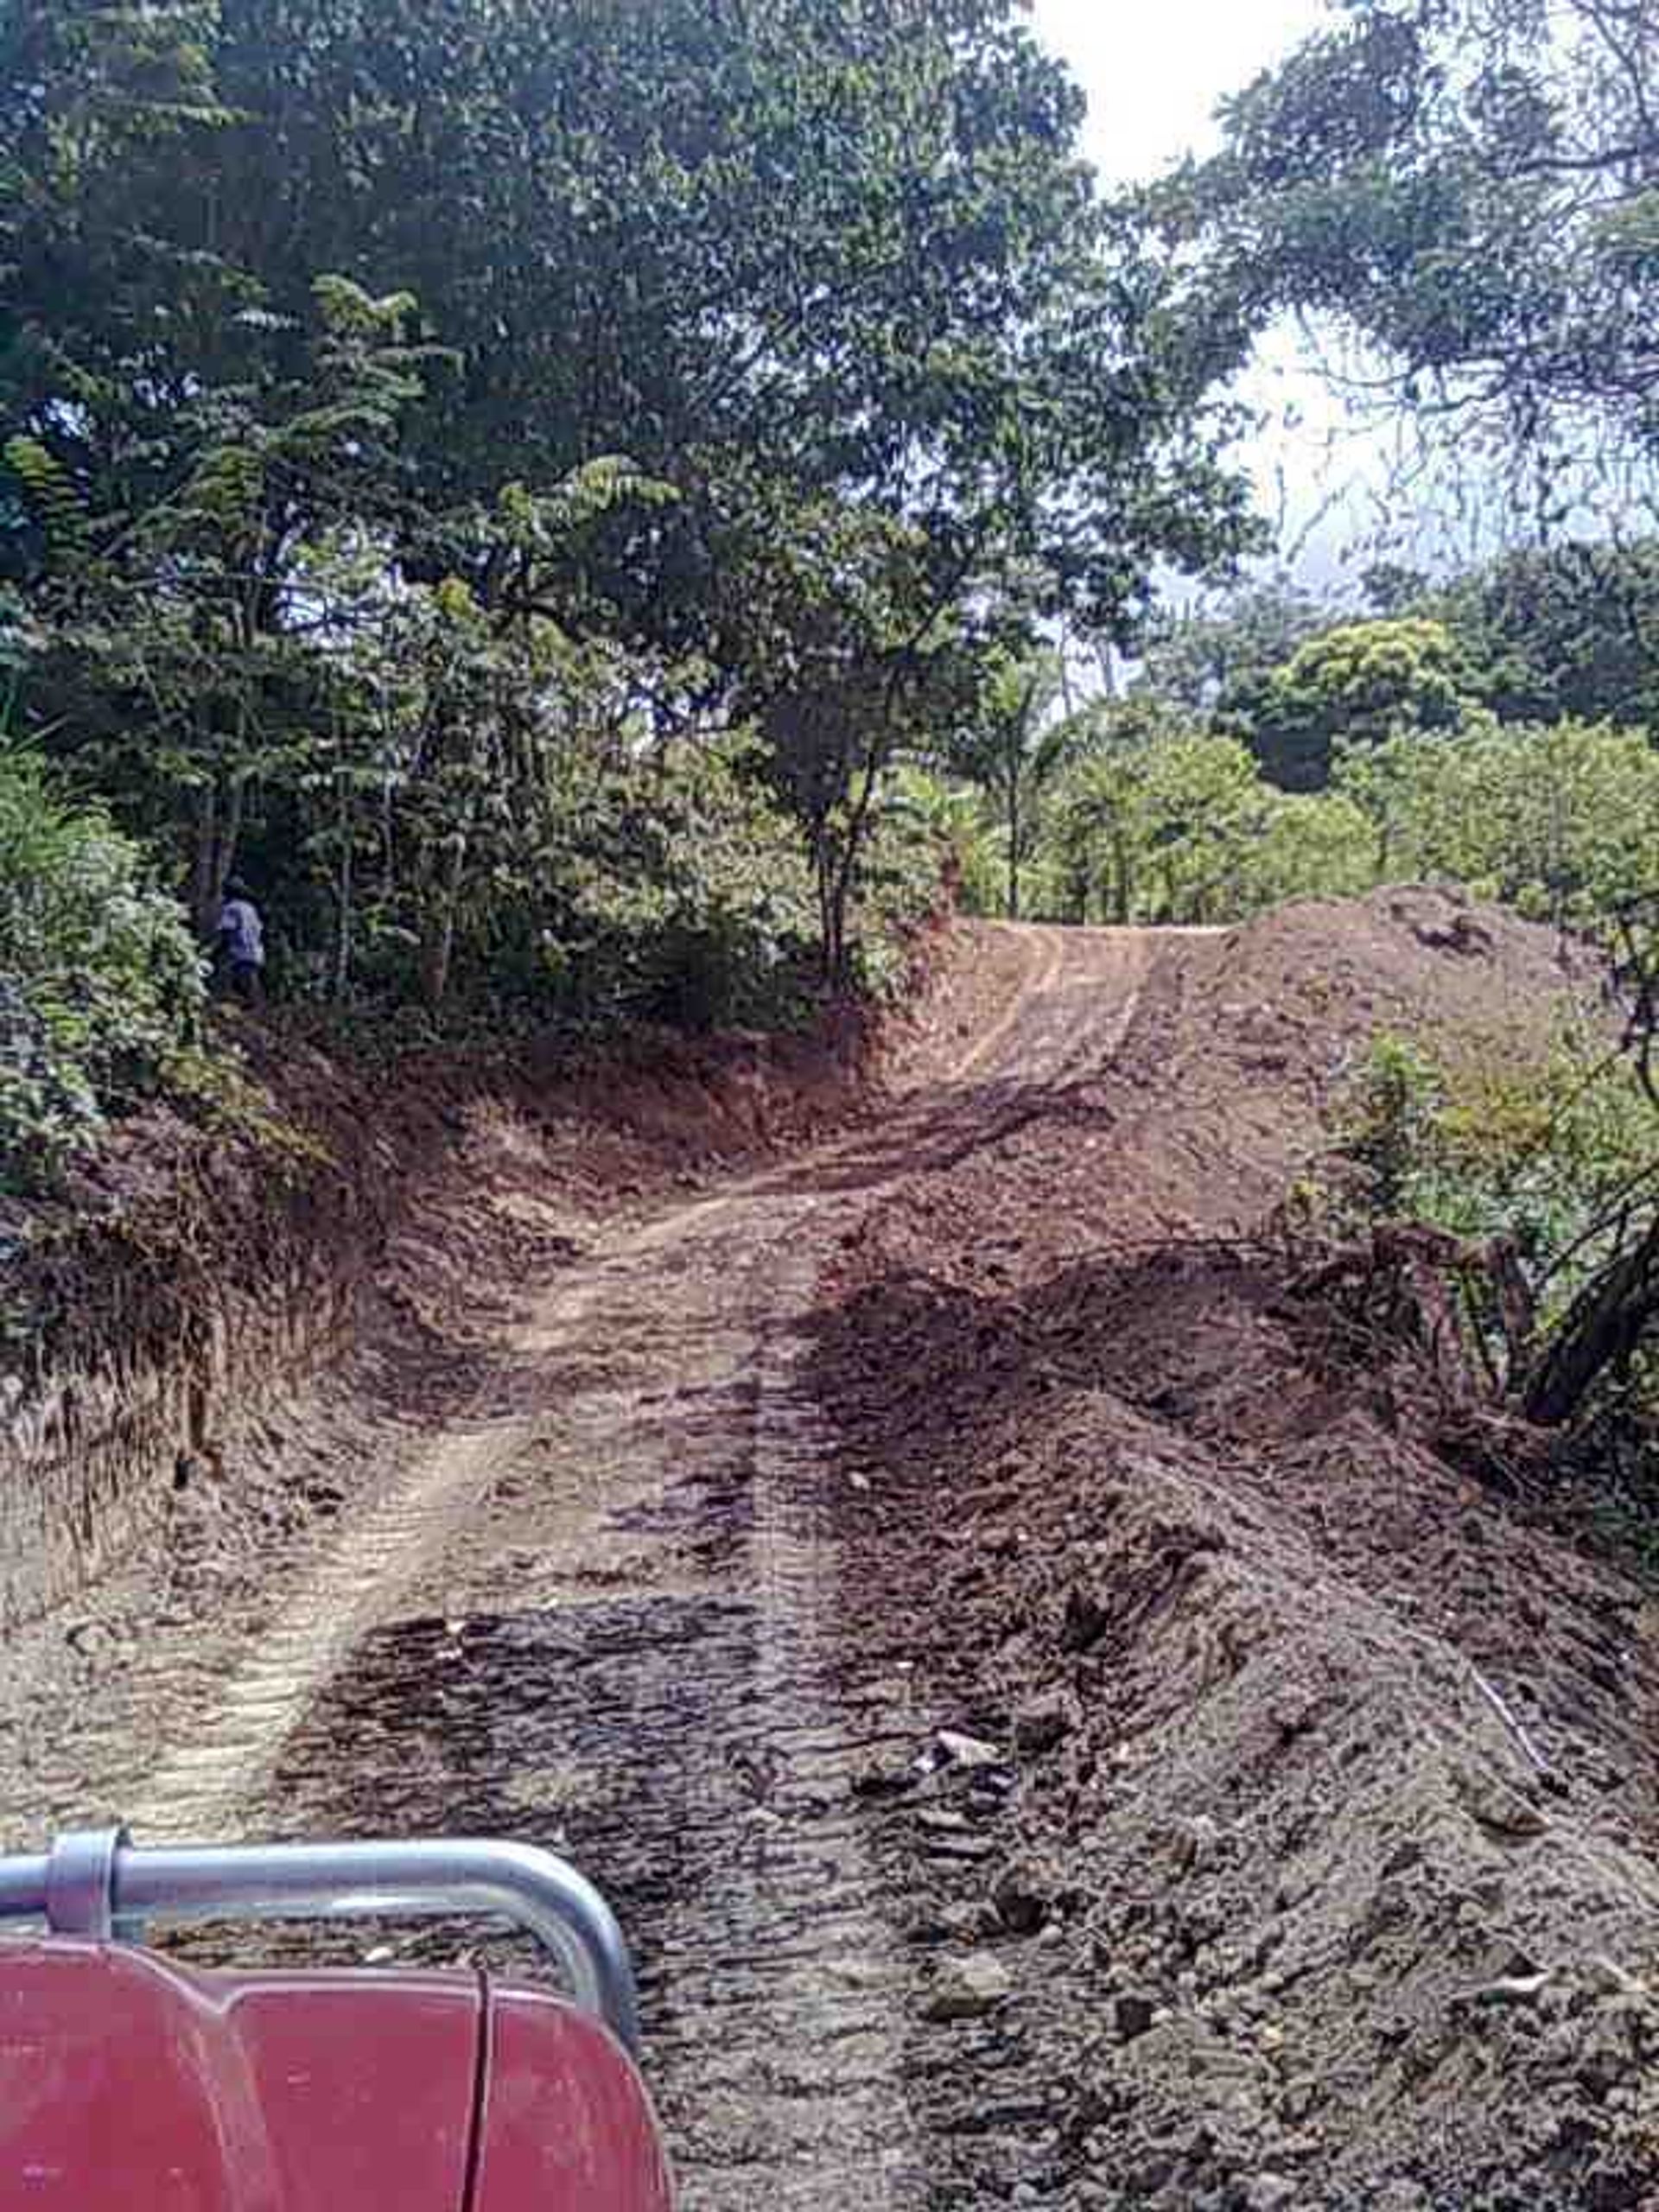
[1191,0,1659,493]
[943,650,1073,919]
[1234,617,1476,791]
[1434,538,1659,730]
[0,751,205,1187]
[1236,790,1378,911]
[1040,727,1268,924]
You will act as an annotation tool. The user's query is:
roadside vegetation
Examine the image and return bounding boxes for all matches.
[0,748,206,1190]
[925,555,1659,933]
[1306,1007,1659,1548]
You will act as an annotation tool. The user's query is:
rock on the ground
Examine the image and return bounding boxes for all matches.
[1242,2175,1297,2211]
[924,1950,1014,2021]
[936,1726,1004,1769]
[1012,1690,1073,1754]
[991,1861,1051,1935]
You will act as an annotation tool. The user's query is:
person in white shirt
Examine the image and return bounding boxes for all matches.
[216,878,266,1006]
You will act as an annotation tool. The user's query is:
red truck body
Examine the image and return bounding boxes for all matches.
[0,1833,673,2211]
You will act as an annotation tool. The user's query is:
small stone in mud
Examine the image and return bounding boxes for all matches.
[1454,1764,1548,1840]
[1242,2176,1297,2212]
[1063,1586,1108,1651]
[1114,1992,1157,2041]
[936,1727,1004,1769]
[991,1864,1051,1935]
[924,1950,1013,2021]
[925,1833,998,1863]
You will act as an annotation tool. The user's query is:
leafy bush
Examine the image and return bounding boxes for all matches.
[1334,719,1659,926]
[1334,1028,1658,1436]
[1338,1030,1652,1277]
[1334,1032,1448,1217]
[0,752,206,1188]
[848,782,955,1000]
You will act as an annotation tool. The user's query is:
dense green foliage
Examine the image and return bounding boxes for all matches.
[933,599,1658,931]
[0,753,206,1189]
[1143,540,1659,785]
[1431,541,1659,729]
[1135,575,1332,716]
[1225,617,1475,791]
[1333,718,1659,925]
[0,0,1255,1065]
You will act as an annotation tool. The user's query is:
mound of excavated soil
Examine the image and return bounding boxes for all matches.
[810,892,1659,2210]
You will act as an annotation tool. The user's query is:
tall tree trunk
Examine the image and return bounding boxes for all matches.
[816,835,844,986]
[333,770,354,1001]
[189,782,219,939]
[419,829,468,1011]
[1111,831,1132,925]
[189,772,245,938]
[212,774,245,909]
[1007,760,1021,921]
[823,725,887,985]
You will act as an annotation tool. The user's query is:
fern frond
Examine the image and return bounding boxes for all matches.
[3,436,90,572]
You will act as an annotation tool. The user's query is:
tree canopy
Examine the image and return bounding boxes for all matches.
[1189,0,1658,508]
[1,0,1256,1009]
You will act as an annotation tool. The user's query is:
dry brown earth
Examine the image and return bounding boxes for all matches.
[4,891,1656,2210]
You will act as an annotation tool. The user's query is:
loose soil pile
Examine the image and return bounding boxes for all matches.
[810,891,1659,2210]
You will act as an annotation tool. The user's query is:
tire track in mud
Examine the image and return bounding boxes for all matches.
[124,925,1159,2207]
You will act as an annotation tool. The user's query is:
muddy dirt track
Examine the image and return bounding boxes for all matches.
[3,924,1148,2204]
[10,901,1659,2211]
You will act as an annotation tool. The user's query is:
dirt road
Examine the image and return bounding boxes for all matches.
[110,924,1156,2207]
[16,897,1659,2210]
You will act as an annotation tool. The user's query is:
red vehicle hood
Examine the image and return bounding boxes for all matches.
[0,1938,671,2210]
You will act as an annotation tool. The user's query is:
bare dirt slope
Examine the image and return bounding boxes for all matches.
[814,892,1659,2211]
[4,892,1656,2210]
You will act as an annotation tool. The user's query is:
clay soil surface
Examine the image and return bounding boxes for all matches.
[6,892,1659,2210]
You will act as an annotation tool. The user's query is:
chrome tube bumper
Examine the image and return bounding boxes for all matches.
[0,1830,642,2055]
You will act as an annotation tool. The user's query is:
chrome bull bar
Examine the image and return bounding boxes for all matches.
[0,1829,642,2055]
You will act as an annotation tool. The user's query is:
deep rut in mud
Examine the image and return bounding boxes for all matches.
[86,925,1158,2208]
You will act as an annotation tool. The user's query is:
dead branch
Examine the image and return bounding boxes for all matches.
[1522,1211,1659,1428]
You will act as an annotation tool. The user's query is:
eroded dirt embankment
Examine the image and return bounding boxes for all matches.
[0,1009,878,1637]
